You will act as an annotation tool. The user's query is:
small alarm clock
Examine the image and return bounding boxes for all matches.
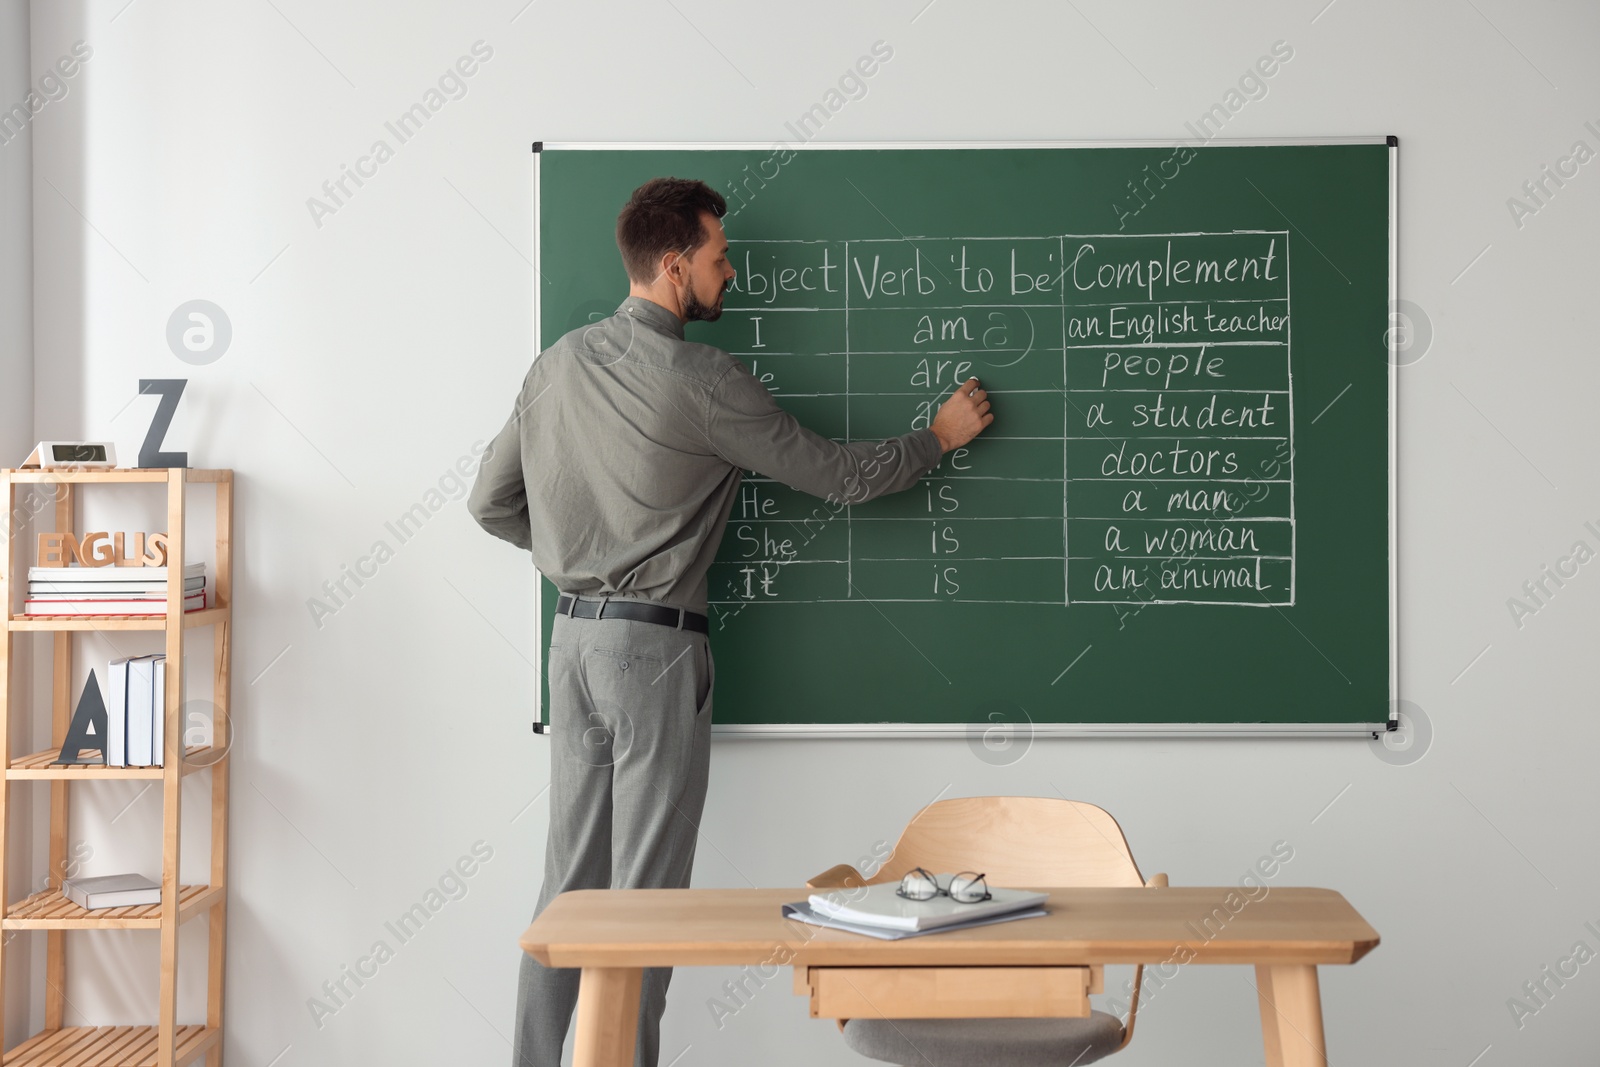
[20,442,119,470]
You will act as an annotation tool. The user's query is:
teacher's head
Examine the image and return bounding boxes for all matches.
[617,177,735,323]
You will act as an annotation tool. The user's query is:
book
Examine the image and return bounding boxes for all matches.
[153,657,165,766]
[27,562,204,582]
[106,657,130,767]
[24,591,204,604]
[62,873,161,910]
[28,576,205,596]
[128,656,158,767]
[780,900,1048,940]
[22,591,206,616]
[808,877,1050,931]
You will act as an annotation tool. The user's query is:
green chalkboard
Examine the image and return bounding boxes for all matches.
[533,141,1395,734]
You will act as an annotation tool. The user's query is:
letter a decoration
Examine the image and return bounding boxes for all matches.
[55,670,109,766]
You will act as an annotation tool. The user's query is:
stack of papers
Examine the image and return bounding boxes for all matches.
[782,876,1049,940]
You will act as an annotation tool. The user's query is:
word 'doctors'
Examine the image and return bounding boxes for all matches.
[37,531,170,567]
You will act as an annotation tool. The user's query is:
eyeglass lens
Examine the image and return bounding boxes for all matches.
[948,872,987,902]
[898,868,987,902]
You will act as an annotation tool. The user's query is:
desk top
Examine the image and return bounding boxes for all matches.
[521,887,1380,969]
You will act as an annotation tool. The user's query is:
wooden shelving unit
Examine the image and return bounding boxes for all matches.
[0,469,232,1067]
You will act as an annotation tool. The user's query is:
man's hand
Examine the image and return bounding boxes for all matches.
[930,377,994,453]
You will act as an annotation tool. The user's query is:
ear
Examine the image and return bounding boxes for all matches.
[661,249,686,283]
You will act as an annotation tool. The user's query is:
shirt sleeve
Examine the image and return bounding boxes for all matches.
[705,359,944,504]
[468,386,534,551]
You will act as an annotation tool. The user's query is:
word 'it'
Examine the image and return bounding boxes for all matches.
[37,532,170,568]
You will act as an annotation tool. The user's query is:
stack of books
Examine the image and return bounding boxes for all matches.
[23,563,206,616]
[105,655,167,767]
[782,876,1050,940]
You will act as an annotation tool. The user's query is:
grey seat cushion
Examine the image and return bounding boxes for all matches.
[842,1012,1125,1067]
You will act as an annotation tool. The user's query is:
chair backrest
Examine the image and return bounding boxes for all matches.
[864,796,1146,889]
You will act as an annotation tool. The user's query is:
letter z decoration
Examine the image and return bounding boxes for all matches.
[138,379,189,468]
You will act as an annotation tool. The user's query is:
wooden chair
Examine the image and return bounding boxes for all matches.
[802,795,1167,1067]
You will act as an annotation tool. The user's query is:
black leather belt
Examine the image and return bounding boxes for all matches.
[556,594,709,634]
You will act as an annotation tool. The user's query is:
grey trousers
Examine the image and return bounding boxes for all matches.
[513,603,715,1067]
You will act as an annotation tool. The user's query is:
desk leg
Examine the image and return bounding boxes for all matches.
[573,966,643,1067]
[1256,964,1327,1067]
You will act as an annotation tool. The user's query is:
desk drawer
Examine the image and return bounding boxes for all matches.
[801,966,1091,1019]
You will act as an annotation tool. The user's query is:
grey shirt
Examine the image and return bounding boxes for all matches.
[468,295,943,614]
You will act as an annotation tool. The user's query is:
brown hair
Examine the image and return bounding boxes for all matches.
[615,177,727,283]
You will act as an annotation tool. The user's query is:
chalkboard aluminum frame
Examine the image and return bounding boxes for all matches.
[531,137,1399,740]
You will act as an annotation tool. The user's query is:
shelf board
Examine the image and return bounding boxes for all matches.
[3,885,222,930]
[3,1025,219,1066]
[1,468,231,485]
[7,747,220,779]
[7,604,229,631]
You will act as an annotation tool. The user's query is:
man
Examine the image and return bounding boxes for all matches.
[468,176,993,1066]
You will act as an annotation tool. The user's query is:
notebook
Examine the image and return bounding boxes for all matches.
[781,900,1048,940]
[808,876,1049,931]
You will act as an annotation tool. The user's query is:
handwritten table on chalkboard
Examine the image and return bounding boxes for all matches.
[534,141,1395,734]
[711,231,1295,609]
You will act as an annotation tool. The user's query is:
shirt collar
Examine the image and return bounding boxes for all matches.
[618,296,686,340]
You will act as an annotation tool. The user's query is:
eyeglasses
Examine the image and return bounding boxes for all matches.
[896,867,992,904]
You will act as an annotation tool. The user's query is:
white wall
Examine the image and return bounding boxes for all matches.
[1,0,36,1051]
[13,0,1600,1064]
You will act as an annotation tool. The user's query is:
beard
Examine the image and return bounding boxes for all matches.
[683,280,726,323]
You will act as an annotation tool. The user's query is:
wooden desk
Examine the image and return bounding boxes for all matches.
[520,886,1379,1067]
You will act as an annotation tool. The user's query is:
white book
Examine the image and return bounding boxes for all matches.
[22,591,205,616]
[128,656,158,767]
[781,900,1048,940]
[27,562,204,582]
[152,657,166,767]
[808,876,1049,931]
[106,657,131,767]
[29,576,204,595]
[63,873,161,910]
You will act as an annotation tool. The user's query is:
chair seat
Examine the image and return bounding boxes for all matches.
[842,1012,1125,1067]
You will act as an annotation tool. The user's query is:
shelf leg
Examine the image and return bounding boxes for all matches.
[46,635,71,1029]
[0,772,7,1059]
[0,471,14,1055]
[206,473,232,1067]
[157,468,187,1067]
[46,483,75,1029]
